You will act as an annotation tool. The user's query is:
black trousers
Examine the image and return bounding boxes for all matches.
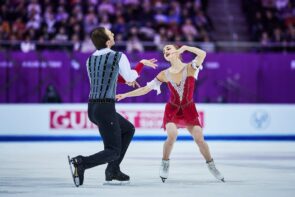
[81,102,135,172]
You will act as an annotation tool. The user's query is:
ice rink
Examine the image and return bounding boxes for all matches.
[0,141,295,197]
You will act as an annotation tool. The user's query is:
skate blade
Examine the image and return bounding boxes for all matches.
[68,155,80,187]
[160,176,167,183]
[103,180,130,186]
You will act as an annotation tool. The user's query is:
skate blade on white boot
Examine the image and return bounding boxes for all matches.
[207,160,225,182]
[67,155,80,187]
[159,160,169,183]
[160,177,167,183]
[103,180,130,186]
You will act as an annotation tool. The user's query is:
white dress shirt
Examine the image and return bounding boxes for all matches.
[87,48,139,82]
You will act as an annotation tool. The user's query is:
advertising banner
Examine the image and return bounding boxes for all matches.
[0,104,294,140]
[1,52,295,103]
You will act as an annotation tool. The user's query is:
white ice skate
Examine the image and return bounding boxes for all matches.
[159,160,170,183]
[207,159,225,182]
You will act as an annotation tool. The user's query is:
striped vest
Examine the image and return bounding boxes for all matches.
[87,51,122,99]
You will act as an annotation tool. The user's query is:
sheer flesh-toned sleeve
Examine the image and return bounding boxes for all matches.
[191,59,203,79]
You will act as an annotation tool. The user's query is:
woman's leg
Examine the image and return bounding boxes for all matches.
[187,125,225,181]
[186,125,212,162]
[163,122,178,160]
[159,122,178,182]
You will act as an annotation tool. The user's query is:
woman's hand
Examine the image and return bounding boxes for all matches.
[116,93,128,101]
[126,81,141,88]
[140,58,158,69]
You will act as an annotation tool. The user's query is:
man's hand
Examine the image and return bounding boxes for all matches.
[140,58,158,69]
[116,94,127,101]
[126,81,141,88]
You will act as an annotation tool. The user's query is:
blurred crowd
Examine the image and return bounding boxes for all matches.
[242,0,295,50]
[0,0,212,52]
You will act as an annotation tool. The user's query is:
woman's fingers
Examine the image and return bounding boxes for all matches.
[149,58,157,63]
[115,94,124,101]
[149,64,158,69]
[148,60,158,69]
[142,59,158,69]
[135,81,141,88]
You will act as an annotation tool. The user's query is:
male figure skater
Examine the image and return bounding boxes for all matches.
[68,27,157,187]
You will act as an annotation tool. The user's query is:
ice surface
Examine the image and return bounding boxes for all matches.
[0,141,295,197]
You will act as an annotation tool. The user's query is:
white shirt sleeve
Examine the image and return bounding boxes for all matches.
[146,78,162,95]
[118,53,139,82]
[86,58,90,82]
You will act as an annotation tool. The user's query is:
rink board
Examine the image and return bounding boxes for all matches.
[0,104,295,141]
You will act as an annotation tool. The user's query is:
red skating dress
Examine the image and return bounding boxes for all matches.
[162,65,202,130]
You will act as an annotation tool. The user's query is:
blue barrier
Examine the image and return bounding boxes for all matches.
[1,135,295,142]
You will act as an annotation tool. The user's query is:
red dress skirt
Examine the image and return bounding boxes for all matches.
[162,76,202,130]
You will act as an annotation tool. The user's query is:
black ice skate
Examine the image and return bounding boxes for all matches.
[68,155,85,187]
[104,170,130,185]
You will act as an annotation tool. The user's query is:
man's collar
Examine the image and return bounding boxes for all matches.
[92,48,113,56]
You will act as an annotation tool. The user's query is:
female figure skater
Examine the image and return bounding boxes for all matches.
[116,45,224,182]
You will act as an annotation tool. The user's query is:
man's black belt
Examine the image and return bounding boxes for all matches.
[88,98,115,103]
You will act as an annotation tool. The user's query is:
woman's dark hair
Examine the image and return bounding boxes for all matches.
[90,27,109,50]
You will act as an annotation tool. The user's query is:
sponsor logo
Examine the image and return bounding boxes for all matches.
[23,61,62,68]
[0,61,13,68]
[50,111,96,129]
[205,62,219,69]
[50,110,204,130]
[250,110,270,129]
[120,110,164,128]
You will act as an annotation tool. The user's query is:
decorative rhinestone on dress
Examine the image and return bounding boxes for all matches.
[166,66,187,102]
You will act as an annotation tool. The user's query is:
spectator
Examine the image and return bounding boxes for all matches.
[12,18,26,40]
[0,0,213,51]
[182,18,199,41]
[84,6,98,34]
[71,34,81,51]
[275,0,289,10]
[44,11,56,35]
[1,20,11,40]
[56,6,69,22]
[243,0,295,51]
[26,10,42,30]
[81,35,95,52]
[286,24,295,41]
[112,15,127,36]
[139,22,156,41]
[194,10,211,31]
[20,35,36,53]
[72,5,84,22]
[260,31,271,51]
[154,27,168,50]
[272,27,285,43]
[27,0,41,15]
[54,27,68,42]
[42,85,62,103]
[99,15,112,30]
[126,27,144,52]
[98,0,115,15]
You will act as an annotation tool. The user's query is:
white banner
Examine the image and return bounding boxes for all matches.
[0,104,294,136]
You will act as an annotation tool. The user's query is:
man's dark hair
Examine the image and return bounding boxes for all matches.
[90,27,109,50]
